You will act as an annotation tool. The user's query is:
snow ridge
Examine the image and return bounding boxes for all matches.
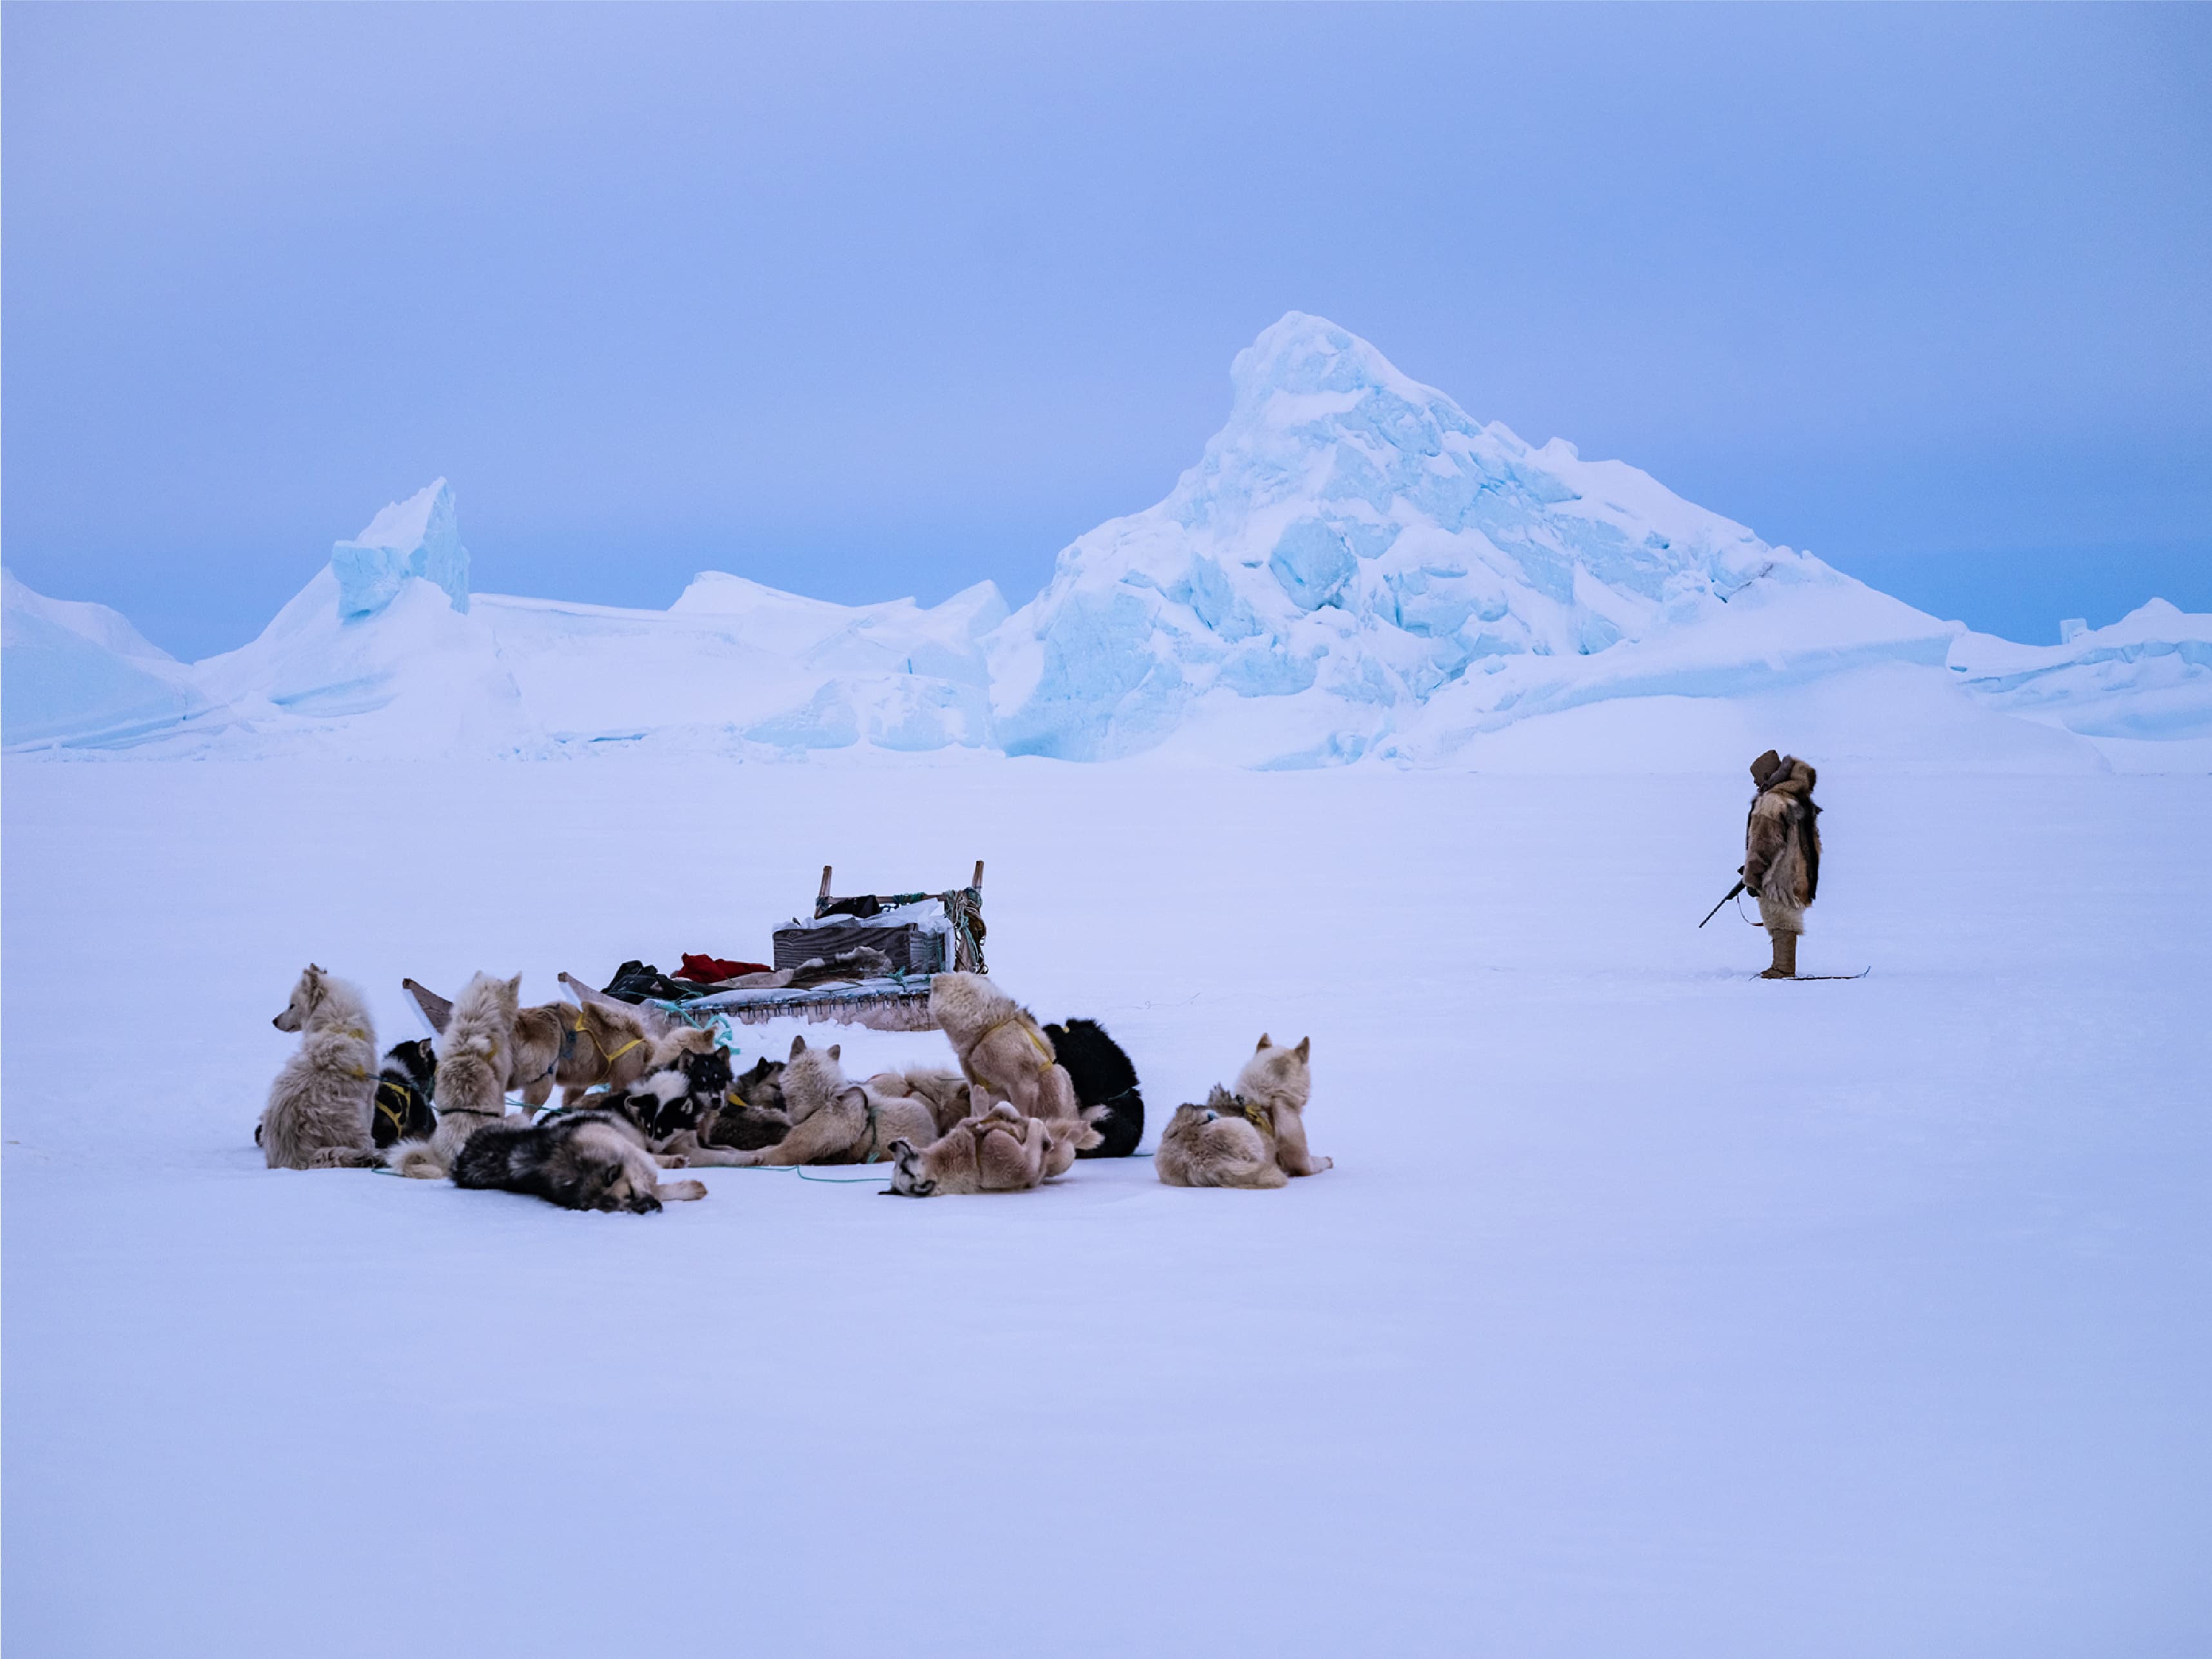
[5,315,2207,768]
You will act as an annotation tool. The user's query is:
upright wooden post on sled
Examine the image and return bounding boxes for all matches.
[972,859,984,893]
[817,865,834,916]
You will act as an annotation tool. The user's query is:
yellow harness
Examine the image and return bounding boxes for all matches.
[570,1008,646,1069]
[975,1014,1055,1073]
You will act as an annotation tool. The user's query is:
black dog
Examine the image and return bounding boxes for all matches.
[701,1057,791,1152]
[1044,1018,1144,1158]
[602,1043,735,1141]
[373,1038,438,1148]
[451,1110,674,1213]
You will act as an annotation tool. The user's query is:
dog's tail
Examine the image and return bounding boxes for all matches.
[385,1139,449,1180]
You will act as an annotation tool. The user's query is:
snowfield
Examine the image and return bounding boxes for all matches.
[5,755,2207,1656]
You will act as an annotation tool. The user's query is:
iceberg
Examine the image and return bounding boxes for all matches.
[1948,599,2212,741]
[6,320,2204,769]
[1,569,209,748]
[331,479,469,618]
[988,312,1960,767]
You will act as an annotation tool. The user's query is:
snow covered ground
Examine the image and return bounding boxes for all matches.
[6,756,2207,1656]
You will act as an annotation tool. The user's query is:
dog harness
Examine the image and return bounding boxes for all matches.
[569,1008,647,1070]
[973,1015,1056,1074]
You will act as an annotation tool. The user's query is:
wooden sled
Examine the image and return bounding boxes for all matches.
[554,861,988,1034]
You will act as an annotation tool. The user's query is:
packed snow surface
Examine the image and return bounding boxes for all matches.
[6,315,2204,767]
[5,757,2208,1656]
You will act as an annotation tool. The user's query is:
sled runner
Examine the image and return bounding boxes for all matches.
[1758,968,1872,982]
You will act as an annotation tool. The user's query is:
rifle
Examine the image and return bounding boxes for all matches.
[1698,879,1746,928]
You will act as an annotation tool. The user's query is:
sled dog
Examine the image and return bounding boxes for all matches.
[885,1104,1061,1196]
[1236,1034,1329,1177]
[1043,1018,1143,1158]
[259,965,383,1170]
[928,972,1081,1123]
[406,977,654,1107]
[697,1057,791,1152]
[451,1110,707,1213]
[371,1037,438,1148]
[390,972,522,1179]
[1155,1086,1287,1189]
[717,1036,938,1166]
[863,1066,975,1137]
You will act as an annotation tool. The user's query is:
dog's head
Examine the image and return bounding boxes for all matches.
[272,965,330,1032]
[732,1057,785,1110]
[386,1038,436,1090]
[883,1137,934,1197]
[681,1043,734,1103]
[1242,1034,1311,1105]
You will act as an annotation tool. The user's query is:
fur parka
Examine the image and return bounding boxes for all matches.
[1744,751,1821,935]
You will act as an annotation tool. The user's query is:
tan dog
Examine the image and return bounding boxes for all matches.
[928,972,1081,1123]
[406,977,654,1108]
[390,971,524,1179]
[863,1066,975,1137]
[717,1036,938,1166]
[259,965,383,1170]
[1236,1034,1329,1177]
[1155,1086,1287,1189]
[885,1104,1058,1196]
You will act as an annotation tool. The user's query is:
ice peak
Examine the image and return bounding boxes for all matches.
[332,479,469,620]
[1229,311,1430,411]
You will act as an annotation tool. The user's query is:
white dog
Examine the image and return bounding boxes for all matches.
[391,971,524,1179]
[259,965,382,1170]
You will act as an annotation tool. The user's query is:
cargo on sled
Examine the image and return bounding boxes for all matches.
[578,861,988,1034]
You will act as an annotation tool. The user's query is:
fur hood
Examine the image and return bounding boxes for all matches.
[1750,751,1817,801]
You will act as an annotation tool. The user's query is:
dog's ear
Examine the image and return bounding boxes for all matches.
[828,1043,841,1062]
[1255,1033,1272,1051]
[888,1137,914,1159]
[1294,1036,1310,1060]
[790,1035,807,1058]
[505,974,524,1001]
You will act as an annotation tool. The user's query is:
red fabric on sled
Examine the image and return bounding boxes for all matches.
[677,952,773,983]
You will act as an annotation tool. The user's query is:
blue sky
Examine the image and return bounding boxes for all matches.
[4,4,2206,660]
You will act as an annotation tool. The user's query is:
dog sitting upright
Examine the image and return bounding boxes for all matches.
[390,972,522,1179]
[928,972,1081,1123]
[451,1110,707,1213]
[717,1036,938,1166]
[371,1038,438,1148]
[1237,1034,1329,1177]
[258,965,384,1170]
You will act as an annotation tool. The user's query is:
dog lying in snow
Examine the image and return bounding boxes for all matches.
[695,1057,790,1152]
[1155,1036,1328,1189]
[451,1110,707,1213]
[1042,1018,1143,1158]
[713,1037,939,1166]
[406,977,656,1108]
[928,972,1082,1123]
[883,1103,1092,1197]
[258,965,384,1170]
[1155,1087,1286,1188]
[578,1030,776,1167]
[389,972,526,1179]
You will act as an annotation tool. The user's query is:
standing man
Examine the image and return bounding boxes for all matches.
[1743,749,1821,979]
